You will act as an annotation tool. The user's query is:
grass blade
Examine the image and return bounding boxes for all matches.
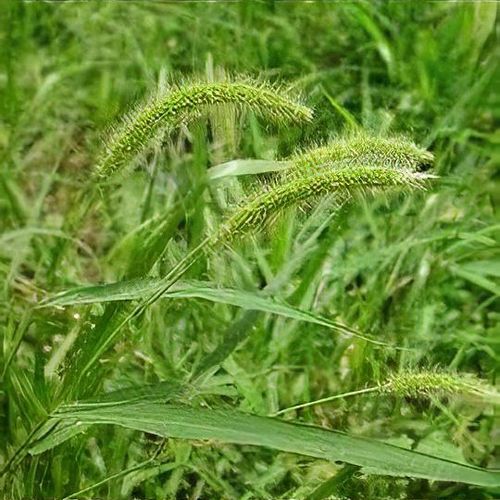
[449,264,500,296]
[208,159,290,180]
[42,401,500,487]
[41,279,386,346]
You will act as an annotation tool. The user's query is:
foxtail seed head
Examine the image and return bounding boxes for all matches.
[381,370,497,402]
[212,165,431,246]
[96,81,313,179]
[290,133,434,175]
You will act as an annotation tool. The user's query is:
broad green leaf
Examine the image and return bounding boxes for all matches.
[41,279,384,345]
[39,402,500,487]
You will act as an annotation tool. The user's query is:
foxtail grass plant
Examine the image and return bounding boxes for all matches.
[380,370,499,402]
[274,370,499,415]
[3,5,499,497]
[62,143,435,394]
[47,78,313,279]
[214,165,432,244]
[10,143,434,482]
[5,78,439,487]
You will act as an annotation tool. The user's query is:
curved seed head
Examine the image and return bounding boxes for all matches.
[95,81,313,179]
[213,165,432,246]
[290,133,434,175]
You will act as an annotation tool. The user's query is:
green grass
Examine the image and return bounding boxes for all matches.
[1,2,499,499]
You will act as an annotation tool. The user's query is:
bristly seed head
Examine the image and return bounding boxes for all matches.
[289,133,434,175]
[212,165,432,247]
[380,370,496,402]
[95,81,313,179]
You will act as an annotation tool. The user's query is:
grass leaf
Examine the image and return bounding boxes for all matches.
[208,159,290,180]
[39,401,500,487]
[450,264,500,296]
[41,279,385,345]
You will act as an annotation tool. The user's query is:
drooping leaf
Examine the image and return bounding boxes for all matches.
[30,381,184,455]
[35,401,500,487]
[41,279,383,345]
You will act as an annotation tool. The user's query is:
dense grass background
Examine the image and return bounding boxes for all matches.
[1,2,498,499]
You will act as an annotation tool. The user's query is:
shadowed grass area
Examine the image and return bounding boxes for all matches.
[0,2,498,499]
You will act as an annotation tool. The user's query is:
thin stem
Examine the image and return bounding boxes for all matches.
[272,385,383,416]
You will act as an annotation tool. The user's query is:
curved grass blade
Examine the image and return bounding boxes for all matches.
[40,401,500,487]
[41,279,388,346]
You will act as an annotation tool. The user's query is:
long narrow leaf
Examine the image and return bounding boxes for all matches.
[450,264,500,296]
[41,279,384,345]
[40,402,500,487]
[29,381,184,455]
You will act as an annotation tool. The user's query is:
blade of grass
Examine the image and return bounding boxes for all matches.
[449,264,500,296]
[36,401,500,487]
[208,159,290,180]
[320,85,359,130]
[41,278,389,347]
